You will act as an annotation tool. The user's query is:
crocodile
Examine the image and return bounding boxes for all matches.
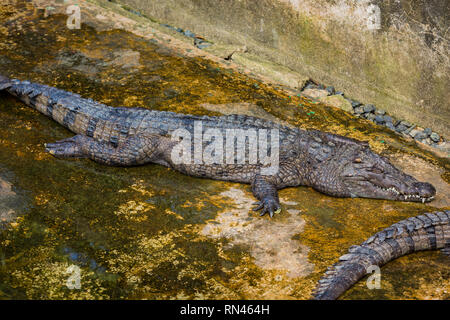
[0,75,436,216]
[312,210,450,300]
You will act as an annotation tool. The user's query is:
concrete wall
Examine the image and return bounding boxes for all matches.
[118,0,449,136]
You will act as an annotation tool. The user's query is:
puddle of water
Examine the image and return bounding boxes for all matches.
[0,169,29,229]
[201,187,314,278]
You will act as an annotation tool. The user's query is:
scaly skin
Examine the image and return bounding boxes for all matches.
[0,76,437,216]
[312,210,450,300]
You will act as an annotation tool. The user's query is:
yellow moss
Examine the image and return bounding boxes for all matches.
[114,200,153,222]
[165,208,184,220]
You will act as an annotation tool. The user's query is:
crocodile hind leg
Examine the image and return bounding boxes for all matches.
[45,134,169,166]
[45,136,87,159]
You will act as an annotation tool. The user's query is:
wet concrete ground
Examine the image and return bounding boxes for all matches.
[0,0,448,299]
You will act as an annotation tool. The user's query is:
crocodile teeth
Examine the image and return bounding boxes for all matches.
[370,184,432,203]
[400,193,433,203]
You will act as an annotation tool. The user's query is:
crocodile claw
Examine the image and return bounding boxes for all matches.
[252,202,264,211]
[252,198,281,218]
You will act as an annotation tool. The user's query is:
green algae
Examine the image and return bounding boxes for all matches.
[0,1,448,300]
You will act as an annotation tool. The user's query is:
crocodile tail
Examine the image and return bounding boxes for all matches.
[0,74,12,90]
[312,210,450,300]
[0,76,112,136]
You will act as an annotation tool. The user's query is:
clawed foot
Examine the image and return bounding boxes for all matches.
[252,197,281,217]
[45,135,86,158]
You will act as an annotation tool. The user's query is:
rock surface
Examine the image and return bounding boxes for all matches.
[318,94,353,113]
[301,88,329,99]
[201,188,314,278]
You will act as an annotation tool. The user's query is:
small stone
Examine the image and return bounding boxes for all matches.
[317,84,325,90]
[404,124,416,135]
[385,122,395,130]
[423,128,432,136]
[409,129,420,138]
[395,124,407,132]
[430,132,440,142]
[415,131,428,140]
[194,38,212,49]
[375,115,385,124]
[351,100,362,108]
[354,106,364,114]
[400,120,412,127]
[367,113,376,121]
[326,86,335,95]
[183,30,196,38]
[197,43,211,49]
[335,91,344,96]
[383,115,393,123]
[375,109,386,115]
[363,104,375,113]
[417,137,427,143]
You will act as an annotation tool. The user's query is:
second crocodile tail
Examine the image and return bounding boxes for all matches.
[312,210,450,300]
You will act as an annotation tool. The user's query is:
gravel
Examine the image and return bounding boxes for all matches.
[430,132,440,142]
[423,128,432,136]
[414,131,428,140]
[183,30,196,38]
[363,104,375,113]
[395,124,408,132]
[366,113,376,121]
[400,120,412,127]
[351,100,362,108]
[354,106,364,114]
[326,86,335,95]
[375,115,385,124]
[383,115,393,124]
[299,84,444,148]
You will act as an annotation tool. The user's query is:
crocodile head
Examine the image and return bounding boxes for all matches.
[310,142,436,203]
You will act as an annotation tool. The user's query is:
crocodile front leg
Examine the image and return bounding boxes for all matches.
[251,162,304,217]
[45,134,168,166]
[251,175,281,217]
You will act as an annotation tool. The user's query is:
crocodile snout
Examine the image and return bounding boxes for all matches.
[414,182,436,198]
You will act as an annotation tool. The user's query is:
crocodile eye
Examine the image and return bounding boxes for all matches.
[371,166,383,174]
[353,158,362,163]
